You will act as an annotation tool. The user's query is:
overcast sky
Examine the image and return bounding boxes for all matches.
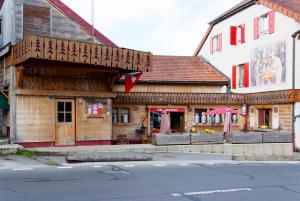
[61,0,241,56]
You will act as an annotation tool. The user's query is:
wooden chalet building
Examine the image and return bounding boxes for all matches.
[0,0,152,147]
[113,55,245,143]
[194,0,300,148]
[0,0,298,147]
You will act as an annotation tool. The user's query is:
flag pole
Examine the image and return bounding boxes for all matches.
[91,0,95,42]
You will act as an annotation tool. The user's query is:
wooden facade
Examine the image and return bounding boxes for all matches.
[11,35,152,73]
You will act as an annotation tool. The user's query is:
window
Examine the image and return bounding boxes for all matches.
[121,108,130,124]
[238,64,244,88]
[259,14,269,36]
[57,101,72,123]
[210,34,222,54]
[112,108,119,124]
[213,35,219,52]
[232,63,249,89]
[232,114,239,124]
[113,107,130,124]
[254,11,275,40]
[87,101,104,117]
[194,109,207,124]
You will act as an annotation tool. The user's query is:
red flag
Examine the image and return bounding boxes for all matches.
[125,71,143,95]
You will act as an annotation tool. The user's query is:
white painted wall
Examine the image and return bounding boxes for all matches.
[0,0,15,48]
[295,26,300,89]
[199,4,300,93]
[294,103,300,149]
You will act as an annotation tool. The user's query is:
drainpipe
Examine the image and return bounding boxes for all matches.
[292,30,300,151]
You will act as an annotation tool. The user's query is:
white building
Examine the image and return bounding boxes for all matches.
[195,0,300,148]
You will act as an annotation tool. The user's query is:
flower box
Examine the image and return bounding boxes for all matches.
[152,133,190,146]
[262,132,292,143]
[190,133,223,145]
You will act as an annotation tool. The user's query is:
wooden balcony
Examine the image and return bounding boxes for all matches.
[11,35,152,72]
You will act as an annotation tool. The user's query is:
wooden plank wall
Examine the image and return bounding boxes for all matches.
[16,96,55,143]
[113,84,223,93]
[15,0,98,43]
[111,104,243,140]
[76,98,112,141]
[23,75,109,92]
[23,4,50,37]
[112,105,148,141]
[249,104,292,131]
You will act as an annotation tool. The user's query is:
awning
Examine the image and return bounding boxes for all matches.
[0,93,9,109]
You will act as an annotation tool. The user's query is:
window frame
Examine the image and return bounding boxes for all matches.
[194,108,208,124]
[238,64,245,88]
[259,13,269,36]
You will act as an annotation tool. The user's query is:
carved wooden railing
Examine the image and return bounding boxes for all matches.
[114,90,300,105]
[114,92,245,105]
[11,35,152,72]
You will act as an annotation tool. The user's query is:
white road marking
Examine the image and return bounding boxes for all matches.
[172,188,252,197]
[124,165,135,167]
[93,165,102,168]
[154,164,166,167]
[13,168,33,171]
[57,166,73,169]
[179,164,189,166]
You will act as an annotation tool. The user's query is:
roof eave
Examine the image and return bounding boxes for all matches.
[208,0,256,26]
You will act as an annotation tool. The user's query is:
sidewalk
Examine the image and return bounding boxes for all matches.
[26,143,293,156]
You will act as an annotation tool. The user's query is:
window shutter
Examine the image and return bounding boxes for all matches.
[232,65,237,89]
[241,24,245,44]
[244,62,249,88]
[210,37,214,54]
[269,10,275,34]
[230,26,237,45]
[218,33,222,52]
[254,17,259,39]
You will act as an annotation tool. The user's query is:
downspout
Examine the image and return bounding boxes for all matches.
[292,30,300,151]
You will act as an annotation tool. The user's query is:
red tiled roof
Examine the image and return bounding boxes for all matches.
[139,55,228,83]
[48,0,117,47]
[258,0,300,22]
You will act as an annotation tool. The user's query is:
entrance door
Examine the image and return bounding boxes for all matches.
[55,100,75,146]
[170,112,184,132]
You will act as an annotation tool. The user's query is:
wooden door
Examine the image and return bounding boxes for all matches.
[55,100,75,146]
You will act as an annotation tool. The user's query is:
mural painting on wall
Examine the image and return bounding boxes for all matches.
[251,41,286,86]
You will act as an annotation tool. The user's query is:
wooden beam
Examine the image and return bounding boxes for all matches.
[16,89,116,98]
[16,66,25,88]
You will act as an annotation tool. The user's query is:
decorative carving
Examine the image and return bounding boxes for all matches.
[12,35,152,72]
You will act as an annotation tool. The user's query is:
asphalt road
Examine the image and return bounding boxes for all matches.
[1,162,300,201]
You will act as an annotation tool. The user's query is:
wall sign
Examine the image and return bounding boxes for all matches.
[150,108,185,113]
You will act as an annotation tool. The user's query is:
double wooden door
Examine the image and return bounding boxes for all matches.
[55,99,75,146]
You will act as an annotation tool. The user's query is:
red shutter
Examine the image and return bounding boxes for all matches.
[241,24,245,44]
[210,37,214,54]
[218,33,222,52]
[254,17,259,39]
[269,10,275,34]
[230,26,237,45]
[232,65,237,89]
[244,62,249,88]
